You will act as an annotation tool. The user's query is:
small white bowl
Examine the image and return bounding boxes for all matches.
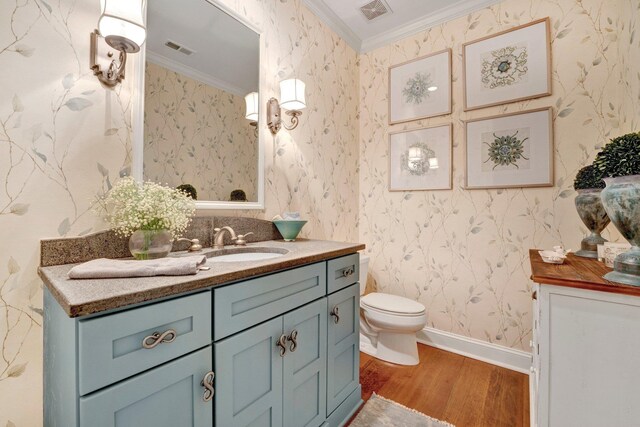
[539,250,566,264]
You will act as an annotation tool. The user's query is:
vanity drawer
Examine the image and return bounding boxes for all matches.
[327,254,359,294]
[214,262,326,340]
[78,291,212,395]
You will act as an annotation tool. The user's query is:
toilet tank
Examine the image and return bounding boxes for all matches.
[359,254,369,295]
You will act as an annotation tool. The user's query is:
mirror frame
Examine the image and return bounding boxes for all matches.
[131,0,265,210]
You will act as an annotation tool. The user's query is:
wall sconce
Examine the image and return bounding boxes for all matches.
[90,0,146,88]
[245,92,259,126]
[245,92,259,137]
[267,78,306,135]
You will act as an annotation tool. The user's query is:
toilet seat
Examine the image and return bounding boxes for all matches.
[361,292,425,316]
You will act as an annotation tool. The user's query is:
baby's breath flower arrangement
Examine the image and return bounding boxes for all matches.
[96,177,196,259]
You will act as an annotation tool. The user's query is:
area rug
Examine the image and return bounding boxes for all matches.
[350,394,455,427]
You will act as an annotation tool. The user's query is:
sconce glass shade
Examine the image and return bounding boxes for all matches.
[245,92,259,121]
[279,79,306,111]
[428,157,439,169]
[98,0,146,53]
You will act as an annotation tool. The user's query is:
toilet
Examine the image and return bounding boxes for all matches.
[359,254,427,365]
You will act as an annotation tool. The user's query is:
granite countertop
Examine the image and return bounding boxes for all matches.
[39,239,365,318]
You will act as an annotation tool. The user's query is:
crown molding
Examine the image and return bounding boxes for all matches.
[304,0,504,54]
[145,51,249,97]
[301,0,362,52]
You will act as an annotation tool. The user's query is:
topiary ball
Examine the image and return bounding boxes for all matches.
[573,164,605,190]
[593,132,640,178]
[230,189,247,201]
[177,184,197,200]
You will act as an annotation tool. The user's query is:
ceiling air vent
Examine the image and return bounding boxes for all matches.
[359,0,391,21]
[164,40,195,56]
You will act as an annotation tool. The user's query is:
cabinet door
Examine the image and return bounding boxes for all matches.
[326,284,360,415]
[215,317,284,426]
[79,346,213,427]
[283,298,328,427]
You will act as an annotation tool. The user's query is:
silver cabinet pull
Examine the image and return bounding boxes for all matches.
[287,330,298,353]
[201,371,215,402]
[142,329,177,349]
[276,334,287,357]
[330,306,340,324]
[342,266,355,278]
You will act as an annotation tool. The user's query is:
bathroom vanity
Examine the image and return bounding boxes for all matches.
[529,250,640,427]
[40,237,364,427]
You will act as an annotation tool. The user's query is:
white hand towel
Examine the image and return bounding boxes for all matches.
[68,255,208,279]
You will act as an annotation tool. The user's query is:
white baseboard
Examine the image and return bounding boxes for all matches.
[417,327,532,374]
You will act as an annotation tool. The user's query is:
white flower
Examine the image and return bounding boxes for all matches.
[95,177,196,239]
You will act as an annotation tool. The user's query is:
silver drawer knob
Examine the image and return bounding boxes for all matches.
[330,306,340,324]
[142,329,177,349]
[287,330,298,353]
[342,267,354,278]
[201,371,215,402]
[276,334,287,357]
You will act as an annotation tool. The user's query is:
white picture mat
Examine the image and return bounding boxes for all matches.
[390,125,452,190]
[464,20,549,110]
[389,50,451,123]
[466,110,551,188]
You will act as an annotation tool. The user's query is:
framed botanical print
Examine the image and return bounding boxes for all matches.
[389,124,452,191]
[389,49,452,125]
[464,107,553,189]
[462,18,551,111]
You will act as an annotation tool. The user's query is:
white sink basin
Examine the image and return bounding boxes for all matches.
[208,252,286,262]
[172,246,289,262]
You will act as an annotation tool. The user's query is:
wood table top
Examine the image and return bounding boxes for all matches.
[529,249,640,297]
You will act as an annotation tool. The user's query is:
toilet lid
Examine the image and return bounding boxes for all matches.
[361,293,425,315]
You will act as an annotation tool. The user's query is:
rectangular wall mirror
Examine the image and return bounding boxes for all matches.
[132,0,264,210]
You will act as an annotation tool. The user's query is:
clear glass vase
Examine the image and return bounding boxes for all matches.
[128,229,173,260]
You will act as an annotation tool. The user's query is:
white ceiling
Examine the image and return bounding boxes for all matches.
[146,0,259,96]
[303,0,503,52]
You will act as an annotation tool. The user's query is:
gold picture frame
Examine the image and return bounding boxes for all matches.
[462,18,552,111]
[464,107,554,189]
[388,48,452,125]
[389,123,453,191]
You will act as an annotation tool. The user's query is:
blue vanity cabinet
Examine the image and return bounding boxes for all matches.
[282,298,328,427]
[214,298,328,427]
[44,288,214,427]
[326,284,360,416]
[214,317,284,426]
[45,254,363,427]
[79,346,214,427]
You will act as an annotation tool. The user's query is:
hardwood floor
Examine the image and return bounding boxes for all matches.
[355,344,529,427]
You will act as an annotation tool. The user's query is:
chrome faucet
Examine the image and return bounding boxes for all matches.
[213,226,237,249]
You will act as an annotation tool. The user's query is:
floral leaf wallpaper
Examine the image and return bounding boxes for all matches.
[1,0,133,424]
[143,62,258,202]
[359,0,636,352]
[0,0,359,424]
[0,0,636,423]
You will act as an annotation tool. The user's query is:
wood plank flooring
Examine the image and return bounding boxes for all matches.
[354,344,529,427]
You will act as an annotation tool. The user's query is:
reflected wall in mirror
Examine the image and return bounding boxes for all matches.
[141,0,261,206]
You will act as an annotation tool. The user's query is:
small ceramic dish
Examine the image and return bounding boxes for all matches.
[538,250,567,264]
[273,220,307,242]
